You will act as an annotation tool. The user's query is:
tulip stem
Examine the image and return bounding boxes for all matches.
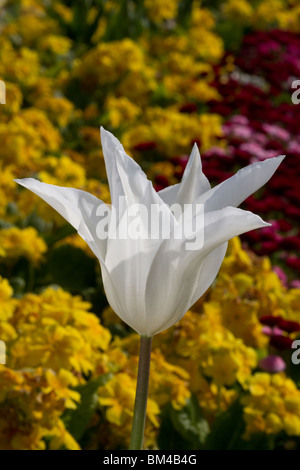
[129,335,153,450]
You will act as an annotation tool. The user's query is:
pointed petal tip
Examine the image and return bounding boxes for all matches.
[252,215,271,229]
[100,126,114,143]
[276,154,286,162]
[100,125,107,139]
[13,177,33,186]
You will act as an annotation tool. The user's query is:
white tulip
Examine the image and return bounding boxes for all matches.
[15,127,285,336]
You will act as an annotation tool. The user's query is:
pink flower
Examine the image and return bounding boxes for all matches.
[262,326,284,336]
[273,266,288,286]
[228,115,249,125]
[262,124,290,142]
[259,355,286,373]
[225,125,253,140]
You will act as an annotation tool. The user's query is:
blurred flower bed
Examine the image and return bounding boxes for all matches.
[0,0,300,450]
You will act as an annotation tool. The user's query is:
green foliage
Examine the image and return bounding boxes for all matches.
[205,399,274,450]
[158,395,210,450]
[46,244,97,293]
[63,373,111,441]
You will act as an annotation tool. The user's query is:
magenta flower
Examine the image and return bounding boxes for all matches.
[259,355,286,373]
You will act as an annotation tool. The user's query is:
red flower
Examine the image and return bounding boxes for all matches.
[154,174,169,187]
[269,335,293,351]
[260,315,282,327]
[133,141,157,151]
[179,103,198,113]
[278,318,300,333]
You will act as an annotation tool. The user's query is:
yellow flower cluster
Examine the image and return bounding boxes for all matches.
[0,365,80,450]
[222,0,300,32]
[2,9,58,47]
[210,237,299,347]
[189,6,224,62]
[242,373,300,437]
[0,276,113,449]
[33,96,74,128]
[0,39,40,87]
[95,335,190,449]
[222,0,254,23]
[1,0,300,451]
[98,236,300,441]
[144,0,178,23]
[38,35,73,55]
[122,107,224,156]
[8,287,111,374]
[75,39,155,102]
[0,109,61,170]
[0,166,17,218]
[0,227,47,265]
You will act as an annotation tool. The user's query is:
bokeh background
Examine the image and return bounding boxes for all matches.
[1,0,300,450]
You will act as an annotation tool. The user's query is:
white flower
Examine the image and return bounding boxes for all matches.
[15,128,285,336]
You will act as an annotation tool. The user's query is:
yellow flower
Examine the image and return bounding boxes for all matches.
[123,107,223,156]
[52,3,73,24]
[99,372,159,427]
[223,0,254,22]
[34,96,74,127]
[2,13,57,46]
[8,286,111,379]
[0,227,47,265]
[0,82,23,115]
[0,365,80,450]
[144,0,178,23]
[0,321,17,343]
[48,420,81,450]
[0,42,40,87]
[242,372,300,438]
[76,39,145,88]
[0,277,16,321]
[150,350,190,410]
[39,35,72,55]
[0,108,61,171]
[190,6,224,62]
[104,96,141,129]
[39,155,86,189]
[43,369,80,409]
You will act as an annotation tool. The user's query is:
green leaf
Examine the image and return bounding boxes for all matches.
[63,373,111,441]
[46,244,96,293]
[158,395,210,450]
[205,398,276,450]
[44,224,76,247]
[205,399,245,450]
[170,395,210,447]
[158,404,191,450]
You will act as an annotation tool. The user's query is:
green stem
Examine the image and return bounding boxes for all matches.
[129,335,153,450]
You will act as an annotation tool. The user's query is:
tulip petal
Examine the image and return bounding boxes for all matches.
[101,127,146,205]
[14,178,108,261]
[144,207,269,335]
[101,128,176,234]
[158,144,211,209]
[197,155,285,211]
[101,248,153,334]
[188,242,228,306]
